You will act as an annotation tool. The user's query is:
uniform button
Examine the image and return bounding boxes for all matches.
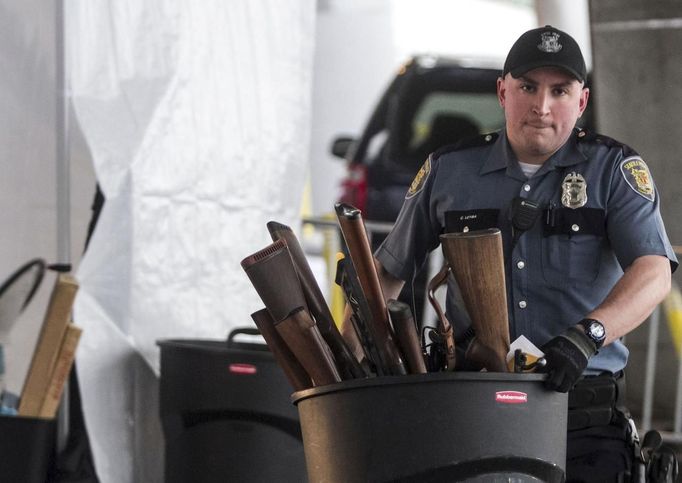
[485,134,492,142]
[523,184,531,192]
[463,226,469,233]
[571,224,580,232]
[518,300,527,309]
[517,260,525,269]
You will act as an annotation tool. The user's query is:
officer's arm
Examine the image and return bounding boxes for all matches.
[586,254,671,345]
[375,257,405,302]
[541,254,671,392]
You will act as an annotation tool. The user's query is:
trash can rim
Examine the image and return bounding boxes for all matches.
[156,338,269,355]
[291,371,548,405]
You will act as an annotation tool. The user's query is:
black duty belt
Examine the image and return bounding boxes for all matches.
[567,372,625,431]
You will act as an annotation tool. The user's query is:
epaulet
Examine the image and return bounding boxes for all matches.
[432,132,499,161]
[576,129,639,157]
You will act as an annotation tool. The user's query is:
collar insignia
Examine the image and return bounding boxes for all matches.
[561,171,587,209]
[621,157,654,202]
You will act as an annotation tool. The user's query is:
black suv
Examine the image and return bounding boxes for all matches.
[331,55,506,224]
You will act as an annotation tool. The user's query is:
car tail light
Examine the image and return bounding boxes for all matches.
[339,163,368,213]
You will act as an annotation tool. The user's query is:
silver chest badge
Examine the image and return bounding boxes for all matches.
[538,32,562,53]
[561,172,587,208]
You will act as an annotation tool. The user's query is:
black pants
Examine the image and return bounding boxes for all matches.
[566,373,633,482]
[566,420,634,482]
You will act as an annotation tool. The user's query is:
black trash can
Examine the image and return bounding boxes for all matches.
[0,414,56,482]
[293,372,567,483]
[158,328,306,483]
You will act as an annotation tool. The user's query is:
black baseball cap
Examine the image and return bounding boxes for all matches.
[503,25,586,82]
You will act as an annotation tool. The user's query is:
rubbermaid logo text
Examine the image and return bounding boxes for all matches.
[229,363,258,375]
[495,391,528,404]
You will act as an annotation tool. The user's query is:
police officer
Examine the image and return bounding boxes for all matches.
[373,25,678,481]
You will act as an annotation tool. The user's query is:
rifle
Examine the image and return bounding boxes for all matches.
[267,221,365,379]
[334,202,406,376]
[335,254,383,376]
[386,299,427,374]
[250,308,312,391]
[439,228,510,371]
[241,239,342,385]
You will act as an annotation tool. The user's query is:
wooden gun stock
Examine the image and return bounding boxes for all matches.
[240,239,307,322]
[335,202,406,376]
[386,299,427,374]
[241,239,343,384]
[267,221,365,379]
[275,307,342,386]
[251,309,312,391]
[439,228,510,372]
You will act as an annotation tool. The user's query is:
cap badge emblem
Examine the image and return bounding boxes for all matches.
[561,171,587,209]
[538,32,563,53]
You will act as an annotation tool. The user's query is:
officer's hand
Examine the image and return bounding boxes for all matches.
[540,326,598,393]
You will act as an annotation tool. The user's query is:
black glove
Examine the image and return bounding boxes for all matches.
[649,446,679,483]
[540,326,598,392]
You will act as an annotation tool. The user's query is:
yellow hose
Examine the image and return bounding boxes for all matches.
[661,280,682,359]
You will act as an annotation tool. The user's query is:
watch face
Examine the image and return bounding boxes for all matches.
[589,322,605,339]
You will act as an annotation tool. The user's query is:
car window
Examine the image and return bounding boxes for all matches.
[410,91,505,151]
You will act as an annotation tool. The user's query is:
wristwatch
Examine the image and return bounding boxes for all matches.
[577,318,606,350]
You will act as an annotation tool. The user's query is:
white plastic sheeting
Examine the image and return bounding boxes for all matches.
[69,1,315,481]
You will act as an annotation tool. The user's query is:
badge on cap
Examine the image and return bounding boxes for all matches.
[620,157,655,202]
[561,171,587,209]
[406,157,431,199]
[538,31,562,53]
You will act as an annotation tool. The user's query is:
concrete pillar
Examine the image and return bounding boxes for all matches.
[535,0,592,69]
[590,0,682,425]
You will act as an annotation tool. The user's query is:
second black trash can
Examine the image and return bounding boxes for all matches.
[158,328,307,483]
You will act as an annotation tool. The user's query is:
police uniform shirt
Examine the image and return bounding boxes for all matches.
[375,128,678,374]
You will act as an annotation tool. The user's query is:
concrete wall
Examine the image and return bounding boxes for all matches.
[590,0,682,424]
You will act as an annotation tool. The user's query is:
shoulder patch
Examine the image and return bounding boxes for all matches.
[406,156,431,198]
[620,157,654,202]
[432,132,499,161]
